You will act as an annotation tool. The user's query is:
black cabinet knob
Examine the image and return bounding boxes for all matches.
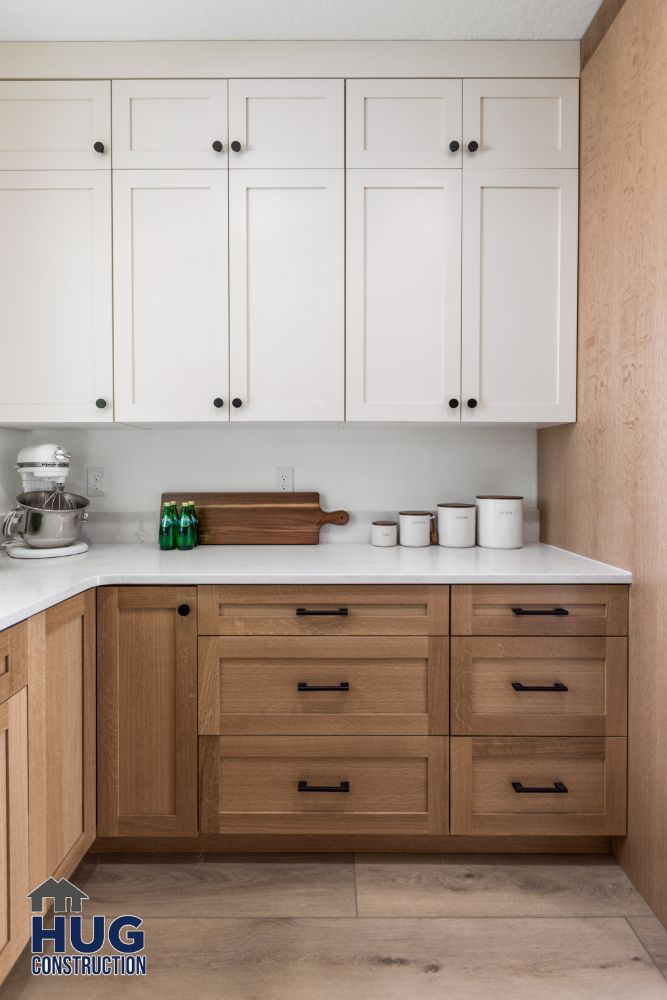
[213,397,224,408]
[93,141,105,153]
[95,398,107,409]
[230,140,242,152]
[448,398,459,409]
[449,140,460,152]
[467,398,478,409]
[232,397,243,408]
[212,140,223,152]
[467,140,479,153]
[177,604,190,616]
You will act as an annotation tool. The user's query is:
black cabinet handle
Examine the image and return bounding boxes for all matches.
[231,140,242,152]
[232,397,243,408]
[298,780,350,793]
[298,681,350,692]
[213,397,224,408]
[177,604,190,616]
[449,140,460,152]
[448,398,459,409]
[467,398,478,409]
[512,607,569,617]
[212,140,224,152]
[95,398,107,409]
[296,607,349,617]
[512,681,569,693]
[512,781,568,794]
[467,140,479,152]
[93,141,105,153]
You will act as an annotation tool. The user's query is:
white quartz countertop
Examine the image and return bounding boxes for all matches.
[0,542,631,633]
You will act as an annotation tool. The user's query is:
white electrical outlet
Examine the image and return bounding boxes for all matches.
[275,466,294,492]
[86,467,105,497]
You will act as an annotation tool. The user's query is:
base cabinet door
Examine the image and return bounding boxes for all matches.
[97,587,198,836]
[0,687,29,986]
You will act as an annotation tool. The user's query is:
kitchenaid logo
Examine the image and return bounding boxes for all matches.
[28,877,147,978]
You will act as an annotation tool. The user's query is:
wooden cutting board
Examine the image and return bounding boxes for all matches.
[162,492,350,545]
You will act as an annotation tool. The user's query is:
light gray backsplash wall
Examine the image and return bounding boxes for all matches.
[0,428,26,510]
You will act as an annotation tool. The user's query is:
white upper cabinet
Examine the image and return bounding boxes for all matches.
[346,170,462,422]
[346,80,463,168]
[461,168,578,423]
[228,80,344,168]
[462,79,579,168]
[229,169,344,421]
[0,171,113,424]
[111,80,228,168]
[113,171,229,423]
[0,82,110,169]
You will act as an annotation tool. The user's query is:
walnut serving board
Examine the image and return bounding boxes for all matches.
[162,492,349,545]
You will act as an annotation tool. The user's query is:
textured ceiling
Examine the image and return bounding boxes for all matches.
[0,0,603,42]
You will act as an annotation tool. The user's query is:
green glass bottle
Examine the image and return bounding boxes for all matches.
[176,501,195,551]
[159,501,177,551]
[189,500,200,546]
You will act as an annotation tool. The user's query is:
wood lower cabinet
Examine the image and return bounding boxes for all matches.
[0,687,29,985]
[97,587,198,836]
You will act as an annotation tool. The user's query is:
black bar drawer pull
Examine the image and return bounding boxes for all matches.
[298,682,350,692]
[512,607,569,617]
[512,681,569,693]
[296,607,349,617]
[512,781,568,794]
[298,780,350,793]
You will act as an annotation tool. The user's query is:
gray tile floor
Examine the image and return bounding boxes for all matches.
[5,853,667,998]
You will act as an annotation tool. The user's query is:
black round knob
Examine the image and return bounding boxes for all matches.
[177,604,190,617]
[448,398,459,409]
[467,140,479,153]
[230,140,242,152]
[213,397,224,408]
[212,140,223,152]
[232,397,243,408]
[93,141,105,153]
[95,398,107,409]
[467,398,478,409]
[449,140,460,152]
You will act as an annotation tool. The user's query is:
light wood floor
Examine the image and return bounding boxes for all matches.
[5,853,667,998]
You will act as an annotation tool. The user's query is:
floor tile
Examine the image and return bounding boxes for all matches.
[355,853,654,917]
[71,852,357,917]
[630,917,667,980]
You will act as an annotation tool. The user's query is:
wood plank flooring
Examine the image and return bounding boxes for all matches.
[4,853,667,999]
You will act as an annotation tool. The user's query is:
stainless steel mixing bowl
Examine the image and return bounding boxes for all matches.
[2,491,89,548]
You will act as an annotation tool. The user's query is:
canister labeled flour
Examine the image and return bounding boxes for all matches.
[476,495,523,549]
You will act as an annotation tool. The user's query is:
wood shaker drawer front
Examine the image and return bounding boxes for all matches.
[198,585,449,636]
[199,736,448,834]
[198,636,448,736]
[0,622,29,705]
[450,737,626,836]
[451,637,627,736]
[452,585,629,636]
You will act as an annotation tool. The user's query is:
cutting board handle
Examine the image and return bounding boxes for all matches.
[321,509,350,526]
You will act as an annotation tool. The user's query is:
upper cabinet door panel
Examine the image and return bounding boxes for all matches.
[346,169,462,422]
[0,81,110,169]
[112,80,228,168]
[228,79,343,168]
[113,170,229,422]
[461,168,578,424]
[463,79,579,168]
[346,79,462,168]
[229,169,344,421]
[0,171,113,424]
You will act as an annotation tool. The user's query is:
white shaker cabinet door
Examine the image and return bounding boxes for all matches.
[346,169,462,422]
[346,79,462,168]
[112,80,228,168]
[113,171,229,423]
[229,169,344,421]
[461,169,578,424]
[0,81,110,170]
[228,80,343,168]
[0,171,113,424]
[462,79,579,168]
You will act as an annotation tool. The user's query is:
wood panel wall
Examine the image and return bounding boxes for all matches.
[538,0,667,924]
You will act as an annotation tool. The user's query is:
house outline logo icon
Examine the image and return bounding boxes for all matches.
[27,877,89,914]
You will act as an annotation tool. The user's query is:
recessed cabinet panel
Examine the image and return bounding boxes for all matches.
[113,171,229,422]
[0,171,113,424]
[0,81,110,169]
[0,688,29,986]
[461,169,578,423]
[228,80,343,168]
[229,169,344,420]
[346,169,462,421]
[463,79,579,168]
[112,80,228,168]
[346,79,462,168]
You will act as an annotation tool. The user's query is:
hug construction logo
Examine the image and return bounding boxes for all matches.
[27,877,147,978]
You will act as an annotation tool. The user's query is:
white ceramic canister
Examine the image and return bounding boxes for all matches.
[399,511,435,548]
[371,520,398,547]
[437,503,476,548]
[476,495,524,549]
